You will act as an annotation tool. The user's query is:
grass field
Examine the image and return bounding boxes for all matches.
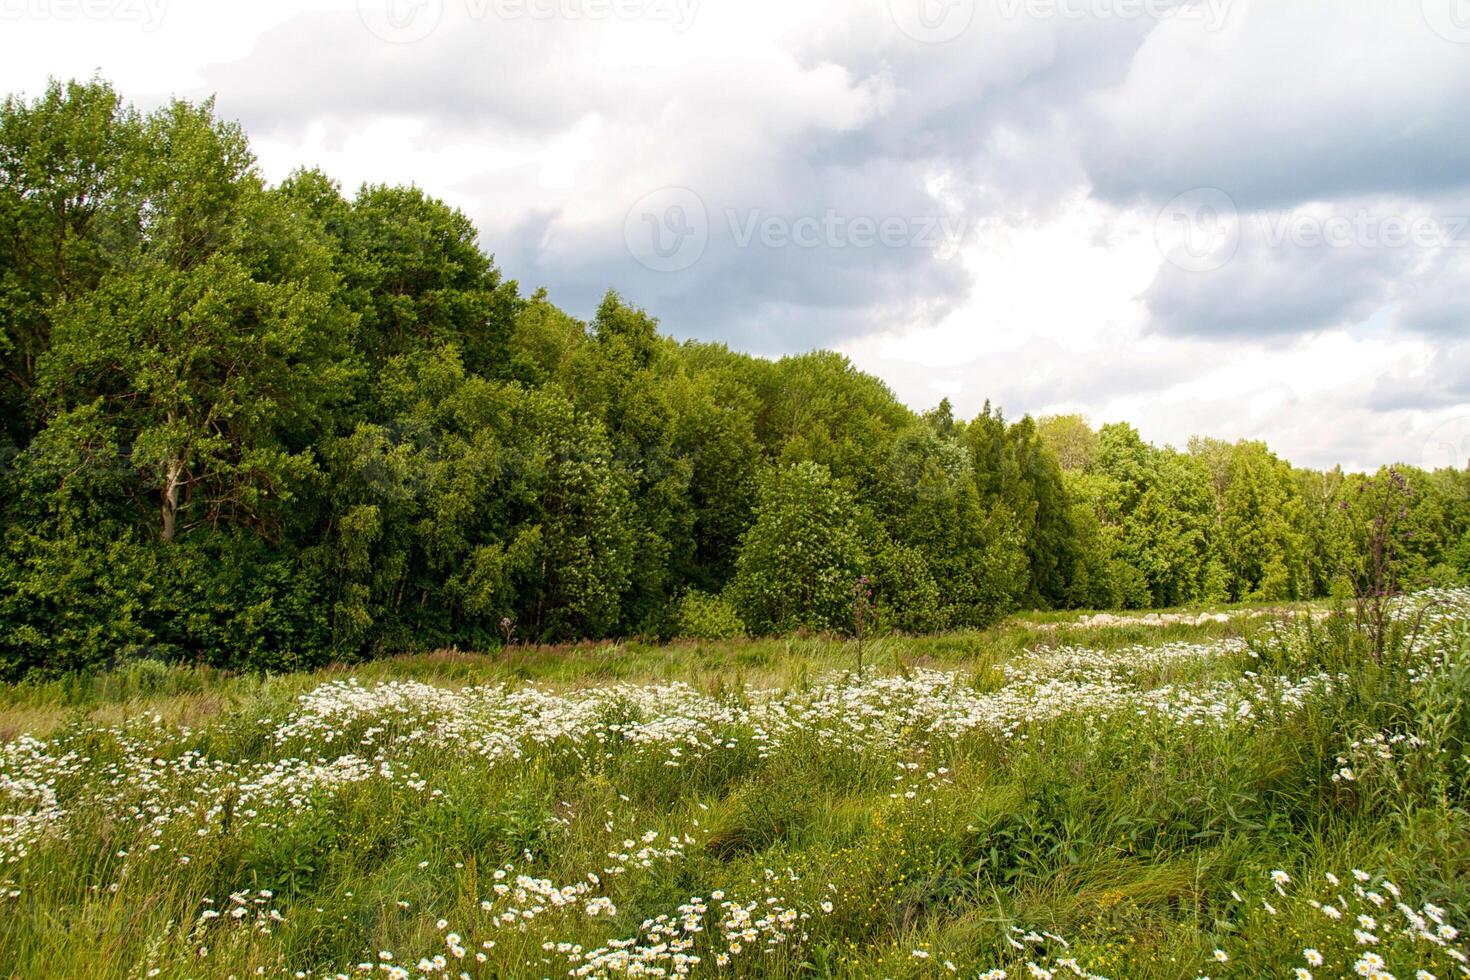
[1,596,1468,979]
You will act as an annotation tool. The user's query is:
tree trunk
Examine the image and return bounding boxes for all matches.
[160,456,184,542]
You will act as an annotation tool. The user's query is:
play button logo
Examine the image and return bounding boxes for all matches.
[359,0,444,44]
[1422,0,1470,42]
[889,0,975,43]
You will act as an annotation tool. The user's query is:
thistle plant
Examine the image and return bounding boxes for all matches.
[1344,467,1411,664]
[852,575,873,678]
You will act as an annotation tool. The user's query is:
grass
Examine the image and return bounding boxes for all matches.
[0,595,1466,979]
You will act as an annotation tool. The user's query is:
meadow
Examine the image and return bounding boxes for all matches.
[0,594,1466,979]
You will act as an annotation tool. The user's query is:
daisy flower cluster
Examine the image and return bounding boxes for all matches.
[1214,868,1468,979]
[0,617,1382,869]
[0,588,1466,977]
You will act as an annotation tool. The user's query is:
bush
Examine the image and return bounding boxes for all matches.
[672,590,745,640]
[727,462,867,634]
[869,539,942,634]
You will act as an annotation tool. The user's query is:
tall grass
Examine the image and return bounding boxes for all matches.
[0,598,1464,978]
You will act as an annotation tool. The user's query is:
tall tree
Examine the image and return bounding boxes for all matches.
[0,78,140,448]
[728,462,867,634]
[37,99,351,544]
[1217,441,1309,601]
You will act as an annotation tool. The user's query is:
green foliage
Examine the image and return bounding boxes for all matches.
[728,462,867,634]
[1217,441,1310,601]
[672,590,746,640]
[315,347,633,651]
[2,595,1468,977]
[1035,412,1097,472]
[0,78,140,449]
[867,538,943,633]
[1,78,1467,675]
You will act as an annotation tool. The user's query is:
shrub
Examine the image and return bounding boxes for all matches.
[727,462,866,634]
[673,590,745,640]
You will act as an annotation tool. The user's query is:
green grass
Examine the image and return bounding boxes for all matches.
[0,597,1466,979]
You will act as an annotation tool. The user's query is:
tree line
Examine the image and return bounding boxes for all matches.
[2,79,1467,677]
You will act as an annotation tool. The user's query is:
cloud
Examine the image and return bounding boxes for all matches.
[1081,2,1470,209]
[1367,342,1470,413]
[3,0,1468,467]
[1142,225,1405,339]
[1141,195,1470,340]
[1395,248,1470,337]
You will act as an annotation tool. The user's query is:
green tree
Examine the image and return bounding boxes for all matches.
[1217,441,1309,601]
[318,346,634,652]
[1035,414,1097,472]
[1006,416,1078,608]
[318,179,520,386]
[886,423,1028,628]
[727,462,867,634]
[36,99,351,544]
[0,78,140,449]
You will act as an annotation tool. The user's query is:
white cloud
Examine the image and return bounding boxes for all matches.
[1,0,1466,469]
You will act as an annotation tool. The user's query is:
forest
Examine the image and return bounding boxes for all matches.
[3,78,1469,679]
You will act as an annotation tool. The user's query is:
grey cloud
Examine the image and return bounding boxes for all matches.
[197,9,598,140]
[174,0,1470,393]
[1395,250,1470,337]
[1142,226,1412,339]
[1367,344,1470,413]
[504,174,975,351]
[1080,3,1470,210]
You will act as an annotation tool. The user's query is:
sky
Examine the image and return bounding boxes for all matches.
[2,0,1468,472]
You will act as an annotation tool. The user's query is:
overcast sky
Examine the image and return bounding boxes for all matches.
[3,0,1469,471]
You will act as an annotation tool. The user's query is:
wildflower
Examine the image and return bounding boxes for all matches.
[1354,952,1386,975]
[1214,949,1229,963]
[1304,949,1324,966]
